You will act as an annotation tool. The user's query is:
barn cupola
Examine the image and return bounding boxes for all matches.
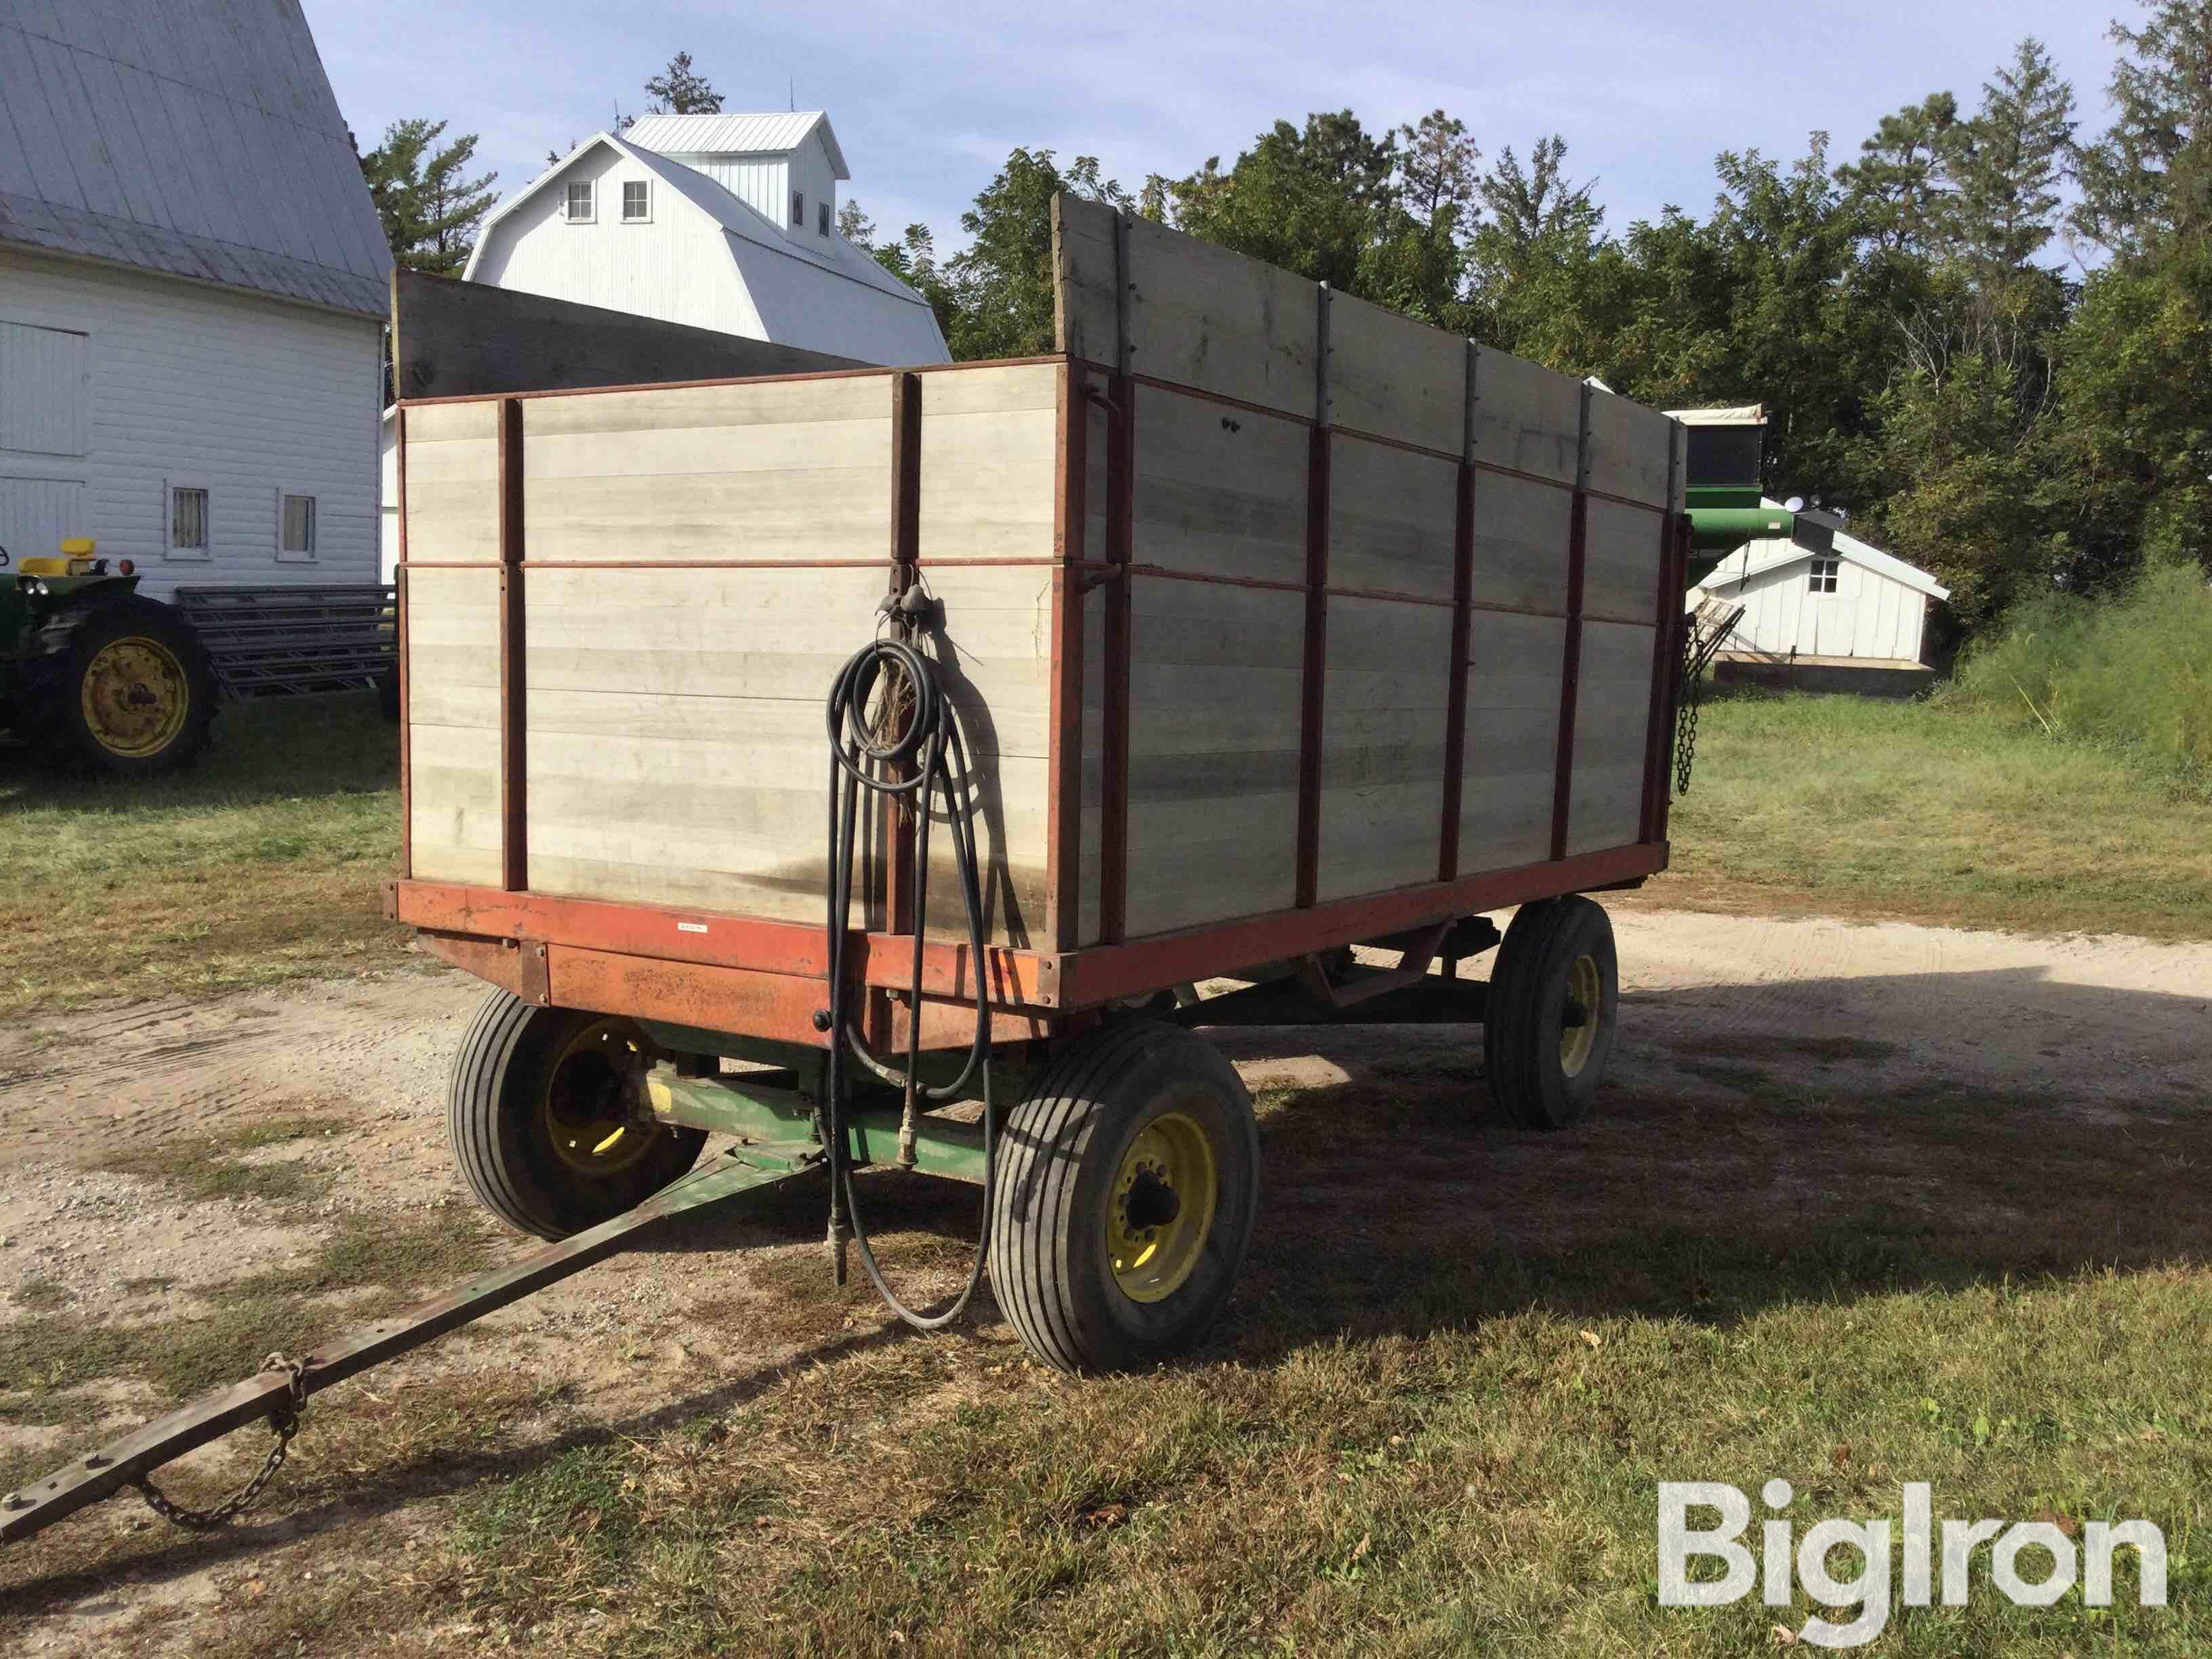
[620,112,851,240]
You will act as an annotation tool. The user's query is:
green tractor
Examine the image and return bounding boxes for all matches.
[0,537,216,777]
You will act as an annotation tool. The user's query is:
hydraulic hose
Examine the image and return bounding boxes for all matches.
[821,628,996,1330]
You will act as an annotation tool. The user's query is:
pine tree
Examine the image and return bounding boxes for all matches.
[2072,0,2212,251]
[644,52,724,116]
[361,119,498,276]
[1952,39,2075,273]
[1835,93,1963,255]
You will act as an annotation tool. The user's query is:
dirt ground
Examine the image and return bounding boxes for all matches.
[1,908,2207,1651]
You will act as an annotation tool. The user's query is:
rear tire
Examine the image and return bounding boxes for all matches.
[988,1019,1261,1374]
[23,596,216,777]
[447,990,706,1240]
[1482,896,1619,1131]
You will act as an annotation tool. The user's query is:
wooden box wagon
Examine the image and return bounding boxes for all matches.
[4,199,1689,1544]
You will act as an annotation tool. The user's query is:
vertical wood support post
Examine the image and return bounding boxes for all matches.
[882,371,924,937]
[395,405,412,878]
[1439,340,1479,882]
[496,396,527,893]
[1549,384,1593,863]
[1097,213,1136,945]
[1639,424,1687,845]
[1294,283,1334,910]
[1048,364,1089,951]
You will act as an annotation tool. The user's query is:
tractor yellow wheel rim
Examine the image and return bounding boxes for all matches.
[81,636,190,758]
[1105,1109,1218,1304]
[1559,953,1603,1077]
[540,1019,657,1179]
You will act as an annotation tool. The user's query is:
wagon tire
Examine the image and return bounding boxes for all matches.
[1482,896,1618,1132]
[989,1019,1260,1374]
[447,990,705,1240]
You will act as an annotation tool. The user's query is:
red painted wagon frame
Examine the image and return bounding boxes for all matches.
[387,351,1692,1051]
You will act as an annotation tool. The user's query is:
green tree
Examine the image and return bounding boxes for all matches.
[1167,112,1397,290]
[1462,137,1614,361]
[1835,93,1963,255]
[361,118,498,276]
[644,52,723,115]
[2073,0,2212,252]
[839,199,960,344]
[942,149,1130,359]
[1952,38,2076,274]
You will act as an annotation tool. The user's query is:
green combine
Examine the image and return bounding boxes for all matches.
[0,537,216,777]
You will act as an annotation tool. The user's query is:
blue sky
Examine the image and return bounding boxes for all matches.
[308,0,2135,258]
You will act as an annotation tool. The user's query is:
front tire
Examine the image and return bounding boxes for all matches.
[24,596,216,777]
[1483,896,1620,1131]
[447,991,706,1240]
[988,1019,1261,1374]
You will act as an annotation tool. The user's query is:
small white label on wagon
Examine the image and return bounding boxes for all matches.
[677,922,709,934]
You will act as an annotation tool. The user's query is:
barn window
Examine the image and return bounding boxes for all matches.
[279,493,316,561]
[792,190,805,226]
[169,486,209,555]
[818,199,830,236]
[1807,557,1839,594]
[621,180,650,221]
[565,180,594,222]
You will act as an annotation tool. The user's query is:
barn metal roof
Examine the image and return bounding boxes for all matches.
[0,0,391,316]
[621,112,849,179]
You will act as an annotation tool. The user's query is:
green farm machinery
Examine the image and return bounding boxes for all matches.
[0,537,216,776]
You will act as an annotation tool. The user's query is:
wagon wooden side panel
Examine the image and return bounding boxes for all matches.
[391,197,1688,1042]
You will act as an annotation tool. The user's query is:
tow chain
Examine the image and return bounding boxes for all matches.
[1674,623,1704,797]
[132,1354,306,1530]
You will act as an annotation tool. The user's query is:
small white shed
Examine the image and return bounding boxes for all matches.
[1692,505,1949,669]
[462,114,947,367]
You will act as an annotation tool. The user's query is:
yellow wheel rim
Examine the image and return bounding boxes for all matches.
[1559,954,1603,1077]
[80,636,190,758]
[540,1019,657,1179]
[1105,1109,1218,1304]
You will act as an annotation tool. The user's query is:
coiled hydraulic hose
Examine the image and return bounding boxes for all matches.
[821,627,996,1330]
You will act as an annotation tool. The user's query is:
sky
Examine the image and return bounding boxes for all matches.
[308,0,2136,255]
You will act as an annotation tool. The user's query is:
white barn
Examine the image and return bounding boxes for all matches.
[1694,504,1950,671]
[0,0,390,598]
[463,113,948,367]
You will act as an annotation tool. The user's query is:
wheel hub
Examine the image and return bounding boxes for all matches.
[1105,1111,1218,1304]
[541,1020,658,1179]
[81,636,190,758]
[1559,953,1603,1077]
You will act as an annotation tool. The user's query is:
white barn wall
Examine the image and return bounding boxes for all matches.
[679,155,788,228]
[0,247,382,598]
[1710,537,1930,662]
[469,148,763,338]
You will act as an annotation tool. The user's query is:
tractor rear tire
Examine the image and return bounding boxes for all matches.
[448,990,706,1240]
[23,596,216,777]
[1482,896,1619,1132]
[988,1019,1261,1374]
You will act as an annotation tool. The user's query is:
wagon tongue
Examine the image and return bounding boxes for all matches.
[0,1148,816,1549]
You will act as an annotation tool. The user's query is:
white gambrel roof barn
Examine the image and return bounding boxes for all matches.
[1694,501,1950,667]
[464,112,949,366]
[0,0,388,592]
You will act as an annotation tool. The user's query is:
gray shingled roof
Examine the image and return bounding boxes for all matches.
[0,0,391,316]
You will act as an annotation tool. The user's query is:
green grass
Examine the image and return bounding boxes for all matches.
[85,1113,345,1206]
[1942,563,2212,780]
[0,691,413,1015]
[1650,687,2212,938]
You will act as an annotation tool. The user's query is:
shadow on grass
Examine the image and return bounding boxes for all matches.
[0,691,396,815]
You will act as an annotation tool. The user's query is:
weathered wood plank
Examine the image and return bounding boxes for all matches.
[1469,346,1582,484]
[1328,435,1457,599]
[1585,392,1677,506]
[1122,212,1320,419]
[1132,384,1307,582]
[403,402,499,564]
[1316,596,1452,902]
[918,364,1061,564]
[1582,497,1666,623]
[1468,472,1572,613]
[393,266,861,402]
[1324,290,1465,452]
[1460,610,1565,872]
[1052,194,1122,371]
[1565,619,1656,856]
